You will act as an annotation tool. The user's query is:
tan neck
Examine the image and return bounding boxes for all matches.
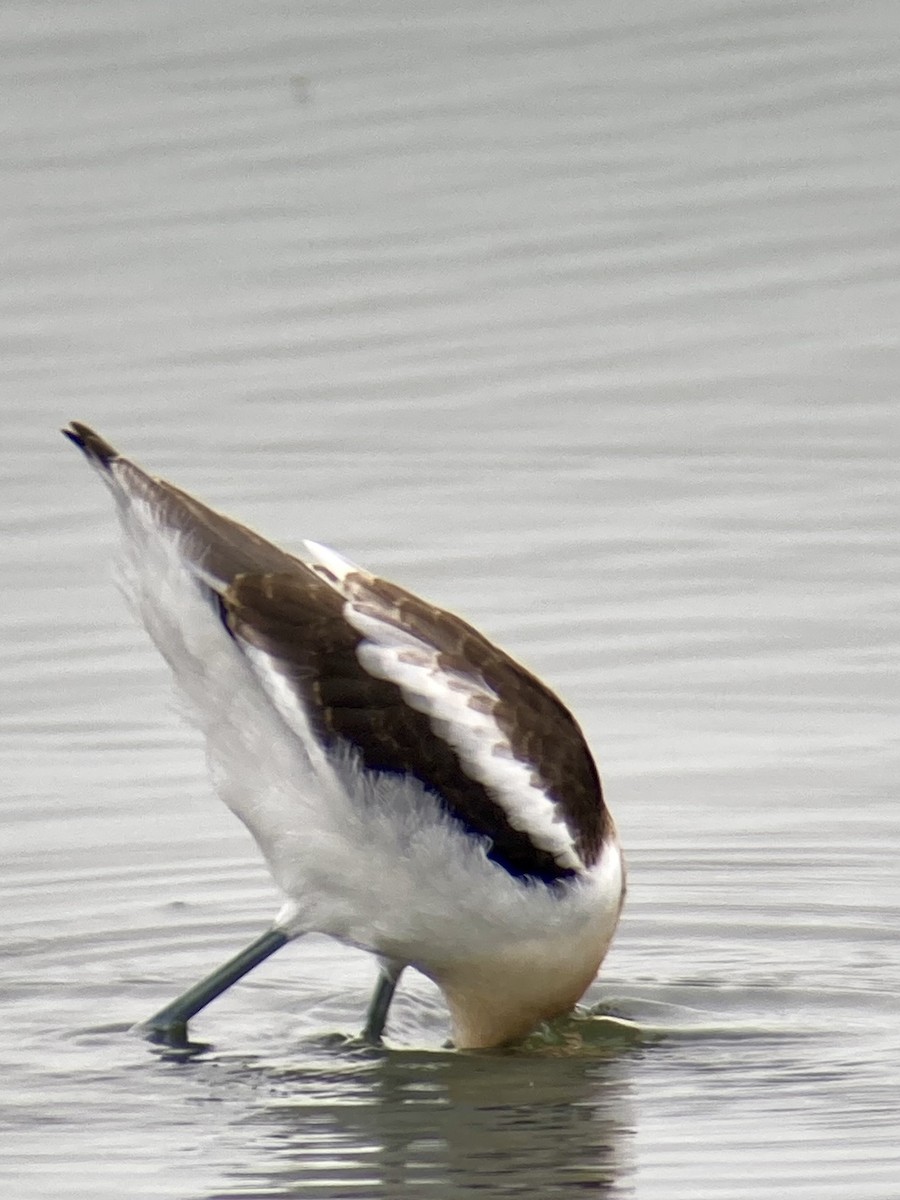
[436,945,604,1049]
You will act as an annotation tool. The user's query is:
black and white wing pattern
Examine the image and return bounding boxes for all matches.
[64,422,609,884]
[221,547,610,882]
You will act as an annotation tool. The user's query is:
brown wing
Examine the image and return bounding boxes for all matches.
[222,571,609,881]
[64,422,608,880]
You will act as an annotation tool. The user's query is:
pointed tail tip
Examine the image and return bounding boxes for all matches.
[62,421,120,467]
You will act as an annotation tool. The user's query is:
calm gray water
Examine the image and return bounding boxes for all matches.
[2,1,898,1196]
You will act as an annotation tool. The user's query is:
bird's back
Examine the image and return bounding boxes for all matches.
[64,423,620,980]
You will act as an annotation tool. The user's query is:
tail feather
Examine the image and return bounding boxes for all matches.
[62,420,305,587]
[62,421,120,469]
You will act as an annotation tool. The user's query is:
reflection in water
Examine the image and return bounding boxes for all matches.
[220,1046,636,1198]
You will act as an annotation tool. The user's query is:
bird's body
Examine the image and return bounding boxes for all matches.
[64,422,624,1049]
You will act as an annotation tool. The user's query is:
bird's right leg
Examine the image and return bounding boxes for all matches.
[360,958,406,1044]
[138,926,289,1051]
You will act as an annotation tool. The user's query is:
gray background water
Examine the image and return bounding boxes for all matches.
[2,1,898,1196]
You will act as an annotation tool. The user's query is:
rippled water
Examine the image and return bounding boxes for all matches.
[3,1,898,1197]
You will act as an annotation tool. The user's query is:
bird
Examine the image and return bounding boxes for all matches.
[63,421,625,1051]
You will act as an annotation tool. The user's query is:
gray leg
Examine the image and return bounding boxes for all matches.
[139,926,288,1050]
[361,959,405,1044]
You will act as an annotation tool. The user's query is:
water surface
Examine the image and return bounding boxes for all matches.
[2,1,898,1196]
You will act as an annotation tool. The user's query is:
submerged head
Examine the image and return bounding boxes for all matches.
[428,838,625,1048]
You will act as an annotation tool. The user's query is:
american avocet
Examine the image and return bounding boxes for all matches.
[63,422,625,1051]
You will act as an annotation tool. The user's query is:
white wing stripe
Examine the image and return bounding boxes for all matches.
[301,539,363,585]
[351,616,583,872]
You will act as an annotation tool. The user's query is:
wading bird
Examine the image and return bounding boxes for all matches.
[64,422,624,1050]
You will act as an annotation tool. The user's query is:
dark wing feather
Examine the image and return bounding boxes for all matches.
[222,571,609,881]
[63,421,304,584]
[345,575,609,869]
[63,423,608,880]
